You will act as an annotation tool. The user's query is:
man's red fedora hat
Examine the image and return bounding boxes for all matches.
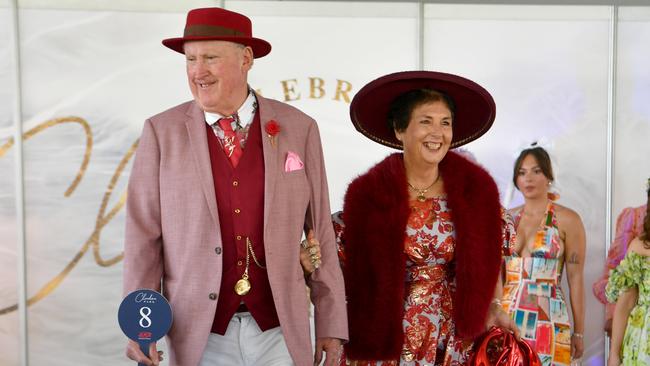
[162,7,271,58]
[349,71,496,149]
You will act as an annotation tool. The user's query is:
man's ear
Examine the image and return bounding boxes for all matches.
[242,46,254,70]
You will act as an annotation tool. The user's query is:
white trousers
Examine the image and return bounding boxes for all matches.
[198,312,294,366]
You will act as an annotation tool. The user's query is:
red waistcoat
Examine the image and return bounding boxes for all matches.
[205,112,280,335]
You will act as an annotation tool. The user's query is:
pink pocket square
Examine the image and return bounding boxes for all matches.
[284,151,304,172]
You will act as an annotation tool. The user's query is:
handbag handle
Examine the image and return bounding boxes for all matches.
[471,326,542,366]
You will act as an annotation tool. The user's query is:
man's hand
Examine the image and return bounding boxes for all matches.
[314,337,342,366]
[126,340,163,365]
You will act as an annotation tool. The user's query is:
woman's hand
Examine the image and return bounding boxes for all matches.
[300,230,321,276]
[485,301,520,339]
[571,333,584,361]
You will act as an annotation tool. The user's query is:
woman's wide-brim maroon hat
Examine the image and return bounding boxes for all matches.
[162,7,271,58]
[349,71,496,149]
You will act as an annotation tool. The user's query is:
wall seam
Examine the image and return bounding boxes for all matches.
[9,0,28,365]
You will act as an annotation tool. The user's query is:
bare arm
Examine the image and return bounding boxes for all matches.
[563,209,586,359]
[608,287,638,366]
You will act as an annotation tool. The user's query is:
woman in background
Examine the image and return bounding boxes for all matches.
[607,179,650,366]
[593,202,647,336]
[501,145,585,365]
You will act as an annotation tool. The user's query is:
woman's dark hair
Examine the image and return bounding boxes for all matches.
[387,88,455,132]
[642,178,650,247]
[512,145,554,189]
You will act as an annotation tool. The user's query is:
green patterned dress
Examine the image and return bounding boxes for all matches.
[606,251,650,364]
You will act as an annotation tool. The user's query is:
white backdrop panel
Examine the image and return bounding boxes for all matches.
[0,2,19,366]
[0,8,189,366]
[614,7,650,215]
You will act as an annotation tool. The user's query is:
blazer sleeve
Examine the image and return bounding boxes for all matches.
[123,119,164,295]
[303,120,349,342]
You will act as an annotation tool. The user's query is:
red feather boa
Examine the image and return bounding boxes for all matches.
[342,151,502,360]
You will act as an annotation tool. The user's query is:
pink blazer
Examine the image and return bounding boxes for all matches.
[123,95,348,366]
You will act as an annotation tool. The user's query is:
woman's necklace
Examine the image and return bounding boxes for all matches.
[407,175,440,202]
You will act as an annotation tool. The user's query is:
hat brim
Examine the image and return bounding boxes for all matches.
[349,71,496,149]
[162,36,271,58]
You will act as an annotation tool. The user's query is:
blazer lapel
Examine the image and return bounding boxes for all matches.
[257,94,279,233]
[185,102,220,227]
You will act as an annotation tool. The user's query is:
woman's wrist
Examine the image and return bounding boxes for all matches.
[571,332,583,339]
[491,298,502,306]
[490,298,506,315]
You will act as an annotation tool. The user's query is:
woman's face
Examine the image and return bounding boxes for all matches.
[395,100,453,167]
[516,154,551,199]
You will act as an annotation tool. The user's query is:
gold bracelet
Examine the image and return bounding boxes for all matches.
[572,332,583,339]
[491,298,502,307]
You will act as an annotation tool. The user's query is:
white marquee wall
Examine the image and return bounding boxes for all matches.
[615,7,650,214]
[0,1,649,365]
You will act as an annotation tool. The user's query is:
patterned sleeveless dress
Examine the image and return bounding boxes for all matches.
[502,202,571,366]
[333,197,515,366]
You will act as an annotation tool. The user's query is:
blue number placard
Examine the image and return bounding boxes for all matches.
[118,289,172,366]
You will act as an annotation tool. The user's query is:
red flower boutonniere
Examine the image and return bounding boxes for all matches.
[265,120,280,147]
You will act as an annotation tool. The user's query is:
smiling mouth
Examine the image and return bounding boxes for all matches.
[197,82,213,89]
[423,142,442,150]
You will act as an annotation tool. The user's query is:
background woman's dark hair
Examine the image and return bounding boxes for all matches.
[387,88,455,132]
[512,145,554,189]
[642,178,650,245]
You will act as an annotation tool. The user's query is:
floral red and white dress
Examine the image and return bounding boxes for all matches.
[401,197,473,366]
[334,197,473,365]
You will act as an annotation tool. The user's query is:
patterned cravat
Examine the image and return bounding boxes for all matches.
[217,117,243,167]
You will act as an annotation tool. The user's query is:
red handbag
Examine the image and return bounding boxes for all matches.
[471,327,542,366]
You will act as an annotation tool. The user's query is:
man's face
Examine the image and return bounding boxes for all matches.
[184,40,253,114]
